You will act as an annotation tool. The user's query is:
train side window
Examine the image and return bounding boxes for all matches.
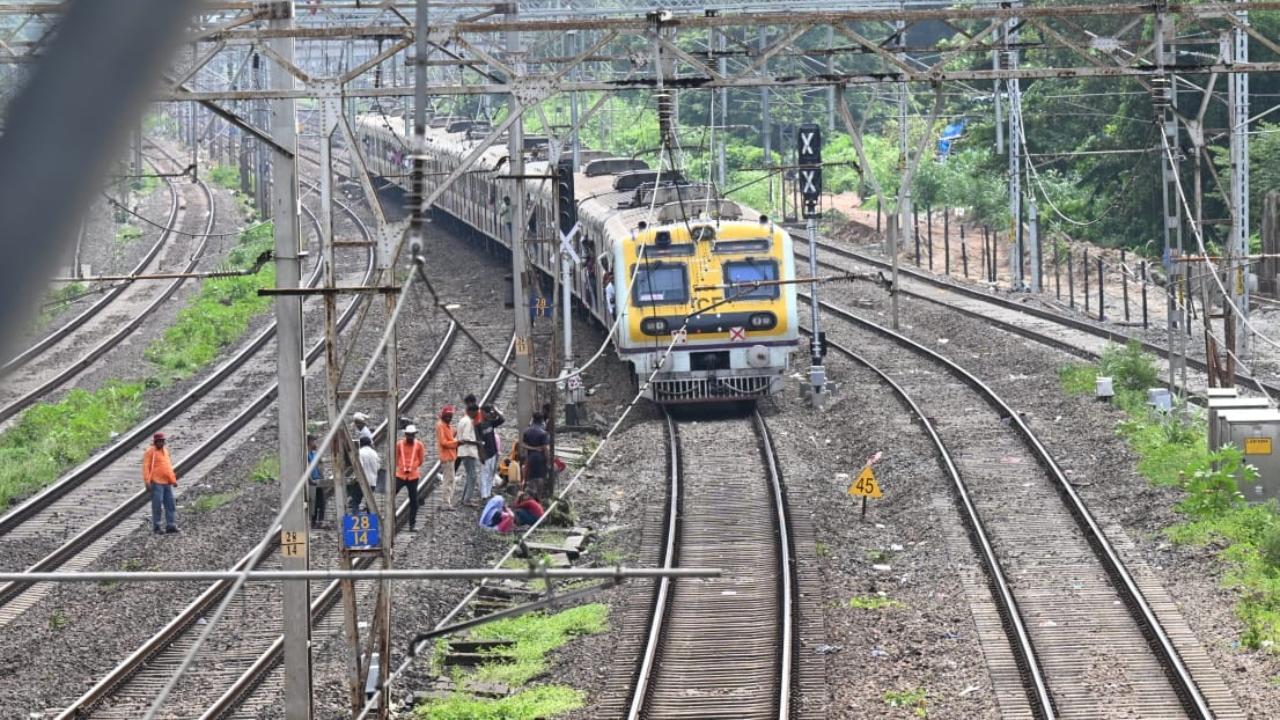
[632,263,688,306]
[722,259,779,299]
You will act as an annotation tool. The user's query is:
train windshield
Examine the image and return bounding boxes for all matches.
[632,263,689,306]
[722,259,779,300]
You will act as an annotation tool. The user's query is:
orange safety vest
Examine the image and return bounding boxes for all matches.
[143,446,177,486]
[396,438,426,481]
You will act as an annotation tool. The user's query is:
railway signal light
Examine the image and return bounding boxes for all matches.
[797,123,822,219]
[556,159,577,237]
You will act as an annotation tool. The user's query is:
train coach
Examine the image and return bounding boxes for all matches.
[353,112,800,403]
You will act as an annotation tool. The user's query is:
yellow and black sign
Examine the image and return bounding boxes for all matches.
[1245,437,1273,456]
[848,467,883,498]
[281,530,307,558]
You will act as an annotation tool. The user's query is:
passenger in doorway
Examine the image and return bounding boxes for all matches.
[355,435,381,515]
[477,403,506,501]
[143,432,179,535]
[513,491,544,527]
[457,405,483,507]
[499,195,512,240]
[435,406,461,510]
[307,435,327,528]
[395,425,427,532]
[521,412,551,499]
[604,272,616,320]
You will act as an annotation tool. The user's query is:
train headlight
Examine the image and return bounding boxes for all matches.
[640,317,669,335]
[748,312,777,330]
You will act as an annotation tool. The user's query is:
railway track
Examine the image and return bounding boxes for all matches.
[804,294,1240,719]
[63,331,514,719]
[0,146,216,426]
[0,189,373,627]
[626,409,796,720]
[794,237,1280,399]
[0,145,185,377]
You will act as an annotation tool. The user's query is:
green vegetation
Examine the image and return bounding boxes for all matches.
[48,609,68,631]
[415,686,584,720]
[116,224,143,244]
[131,174,160,197]
[144,221,274,380]
[883,688,928,718]
[192,492,237,512]
[207,164,241,192]
[0,381,144,508]
[415,604,606,719]
[846,594,903,611]
[38,282,87,329]
[1060,342,1280,650]
[814,541,830,557]
[252,455,279,485]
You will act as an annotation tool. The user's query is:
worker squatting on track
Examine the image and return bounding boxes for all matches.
[142,432,179,534]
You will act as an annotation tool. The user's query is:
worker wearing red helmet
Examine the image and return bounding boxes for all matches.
[435,405,461,510]
[143,432,179,534]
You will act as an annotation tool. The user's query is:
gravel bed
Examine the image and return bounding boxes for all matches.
[760,366,1001,719]
[817,270,1279,715]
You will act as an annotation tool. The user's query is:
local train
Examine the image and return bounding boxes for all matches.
[353,112,800,403]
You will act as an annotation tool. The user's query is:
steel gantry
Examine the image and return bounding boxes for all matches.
[0,2,1278,719]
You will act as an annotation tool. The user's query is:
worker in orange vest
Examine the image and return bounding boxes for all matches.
[435,405,460,511]
[395,424,427,532]
[143,432,179,534]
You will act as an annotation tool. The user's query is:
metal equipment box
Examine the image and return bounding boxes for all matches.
[1220,408,1280,501]
[1208,397,1271,450]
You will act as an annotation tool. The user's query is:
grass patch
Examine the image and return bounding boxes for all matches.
[847,594,903,610]
[0,380,144,508]
[48,609,68,631]
[815,541,830,558]
[143,222,274,380]
[883,688,928,717]
[191,492,237,512]
[251,455,279,484]
[466,603,607,686]
[37,282,87,329]
[116,224,143,244]
[415,685,583,720]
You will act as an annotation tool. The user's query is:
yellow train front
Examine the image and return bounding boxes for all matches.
[613,219,799,403]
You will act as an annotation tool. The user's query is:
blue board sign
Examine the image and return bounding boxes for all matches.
[342,512,381,549]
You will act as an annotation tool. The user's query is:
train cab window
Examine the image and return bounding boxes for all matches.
[722,259,779,299]
[632,263,689,306]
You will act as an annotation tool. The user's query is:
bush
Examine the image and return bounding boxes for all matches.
[207,164,241,192]
[1099,341,1159,394]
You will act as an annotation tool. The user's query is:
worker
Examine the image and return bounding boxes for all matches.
[456,405,482,508]
[356,435,380,515]
[436,406,460,510]
[143,432,178,534]
[521,412,551,499]
[307,434,327,528]
[396,424,427,532]
[477,403,505,500]
[352,412,374,444]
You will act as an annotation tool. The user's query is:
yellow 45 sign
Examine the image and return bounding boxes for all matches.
[848,467,883,499]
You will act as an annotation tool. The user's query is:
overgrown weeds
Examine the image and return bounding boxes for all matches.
[144,222,274,380]
[0,381,144,508]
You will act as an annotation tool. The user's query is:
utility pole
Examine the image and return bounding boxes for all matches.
[1156,8,1185,395]
[1229,0,1250,355]
[760,28,772,214]
[508,7,534,428]
[892,18,907,330]
[717,23,727,190]
[267,3,311,719]
[1006,9,1024,291]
